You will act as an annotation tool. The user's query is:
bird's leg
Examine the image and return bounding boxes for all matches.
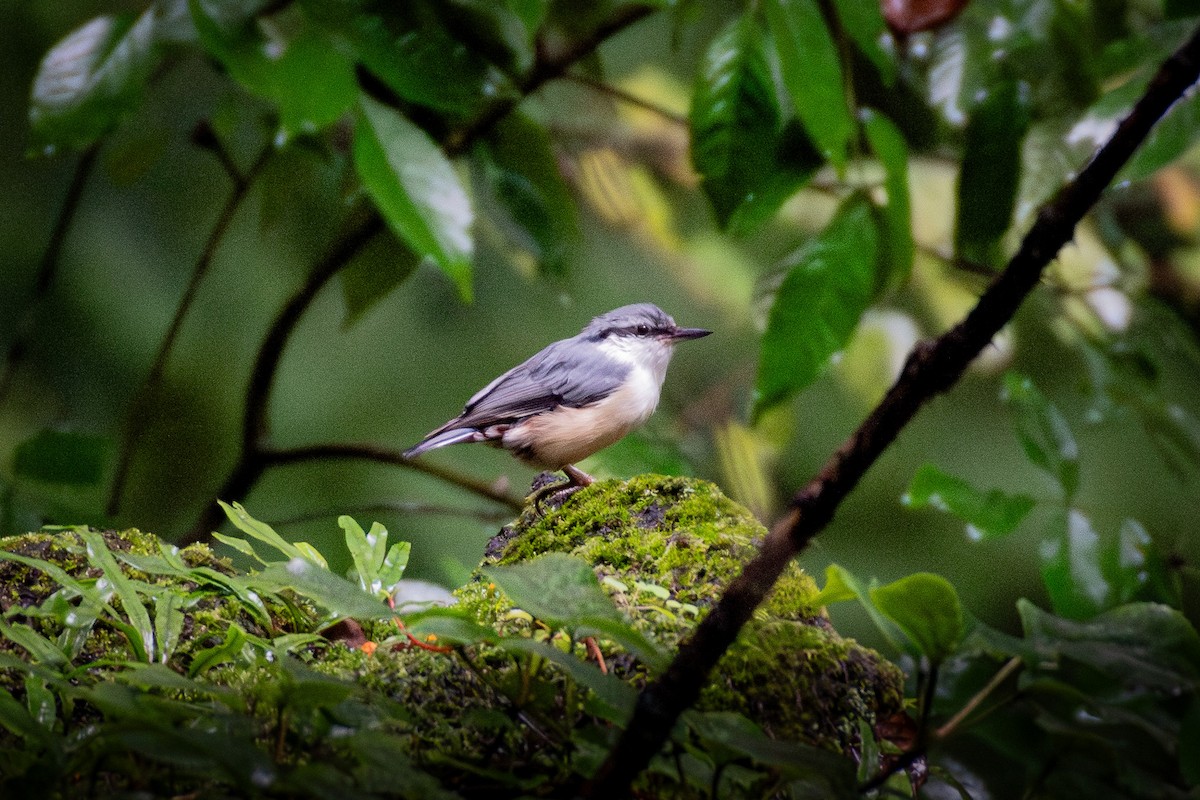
[561,464,594,487]
[527,464,594,512]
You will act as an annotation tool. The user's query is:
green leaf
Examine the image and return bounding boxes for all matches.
[0,686,58,747]
[354,95,474,300]
[810,564,908,654]
[292,541,329,570]
[403,607,498,646]
[870,572,964,662]
[830,0,896,86]
[0,619,71,668]
[685,711,857,792]
[188,622,249,677]
[153,593,184,663]
[902,463,1036,541]
[115,663,235,699]
[1040,507,1118,619]
[810,564,859,607]
[28,11,160,151]
[1018,599,1200,691]
[380,542,411,589]
[263,28,358,137]
[189,1,356,139]
[23,675,57,731]
[499,637,635,724]
[341,515,375,595]
[1103,518,1150,605]
[81,530,155,662]
[303,0,513,116]
[1001,372,1079,500]
[340,516,407,597]
[955,81,1032,267]
[484,554,622,627]
[690,15,783,227]
[480,112,578,275]
[577,616,669,673]
[1123,90,1200,182]
[340,238,421,329]
[861,109,913,287]
[0,548,116,623]
[764,0,853,169]
[753,196,880,419]
[218,500,306,562]
[210,531,265,565]
[13,429,109,486]
[255,558,393,620]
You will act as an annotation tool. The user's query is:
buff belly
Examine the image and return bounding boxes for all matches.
[502,370,660,469]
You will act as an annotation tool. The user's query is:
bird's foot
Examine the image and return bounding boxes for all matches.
[527,465,594,514]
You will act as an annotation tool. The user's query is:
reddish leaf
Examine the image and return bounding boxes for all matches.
[882,0,969,34]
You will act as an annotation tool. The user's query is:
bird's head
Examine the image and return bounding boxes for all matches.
[583,303,711,378]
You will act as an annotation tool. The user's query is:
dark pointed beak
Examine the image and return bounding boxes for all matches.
[668,326,712,341]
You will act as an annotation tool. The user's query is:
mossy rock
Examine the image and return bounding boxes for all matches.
[473,477,902,746]
[0,527,310,676]
[0,478,904,797]
[320,476,905,790]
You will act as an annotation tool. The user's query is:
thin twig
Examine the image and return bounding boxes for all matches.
[0,144,99,403]
[934,656,1022,740]
[107,139,273,516]
[855,658,1030,800]
[444,4,655,156]
[565,72,688,126]
[586,23,1200,797]
[178,211,384,546]
[263,442,523,511]
[267,500,512,529]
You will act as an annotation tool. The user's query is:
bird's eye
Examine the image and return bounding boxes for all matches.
[635,324,651,335]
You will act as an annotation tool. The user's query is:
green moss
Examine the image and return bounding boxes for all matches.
[0,527,311,673]
[0,481,907,796]
[465,477,903,754]
[485,476,820,621]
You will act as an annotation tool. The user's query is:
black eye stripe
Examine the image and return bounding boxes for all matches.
[600,323,668,338]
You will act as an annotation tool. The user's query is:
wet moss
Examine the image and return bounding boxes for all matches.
[466,477,902,755]
[0,527,310,674]
[324,476,904,784]
[0,479,906,796]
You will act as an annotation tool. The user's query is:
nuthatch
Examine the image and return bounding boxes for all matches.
[404,303,710,490]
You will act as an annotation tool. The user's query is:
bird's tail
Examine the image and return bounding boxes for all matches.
[403,428,481,460]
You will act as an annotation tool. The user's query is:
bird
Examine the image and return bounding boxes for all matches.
[403,303,711,493]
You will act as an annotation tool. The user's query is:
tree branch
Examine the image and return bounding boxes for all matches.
[267,500,512,529]
[263,442,523,511]
[108,136,273,516]
[179,211,384,546]
[587,23,1200,797]
[0,144,99,404]
[564,72,688,126]
[180,5,659,546]
[444,4,656,156]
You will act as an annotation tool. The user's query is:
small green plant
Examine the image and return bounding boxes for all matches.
[0,488,905,798]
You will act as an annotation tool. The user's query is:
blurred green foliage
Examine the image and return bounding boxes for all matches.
[4,0,1200,794]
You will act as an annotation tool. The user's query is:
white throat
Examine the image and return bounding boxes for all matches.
[596,335,674,387]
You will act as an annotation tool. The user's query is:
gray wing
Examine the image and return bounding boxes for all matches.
[435,337,629,432]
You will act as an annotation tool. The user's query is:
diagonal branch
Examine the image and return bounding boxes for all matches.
[587,23,1200,796]
[179,210,384,546]
[108,134,273,516]
[0,144,99,404]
